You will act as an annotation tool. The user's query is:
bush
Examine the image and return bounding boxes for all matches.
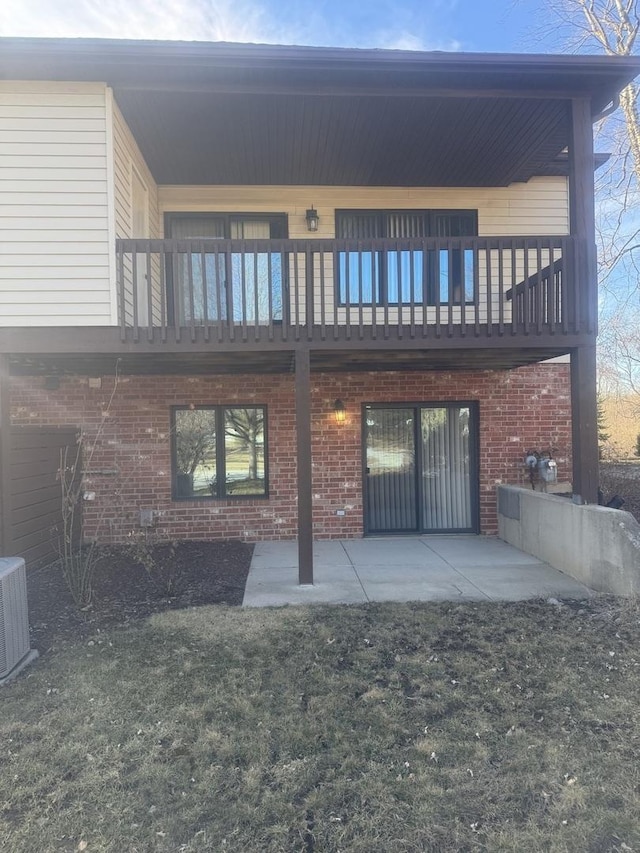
[126,530,182,596]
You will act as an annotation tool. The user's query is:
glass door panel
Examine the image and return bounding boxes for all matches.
[170,216,227,324]
[421,406,472,531]
[230,219,282,323]
[364,407,417,532]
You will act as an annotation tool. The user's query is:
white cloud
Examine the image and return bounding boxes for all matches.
[0,0,299,43]
[376,30,462,51]
[0,0,463,52]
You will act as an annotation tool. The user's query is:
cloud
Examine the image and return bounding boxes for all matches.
[0,0,463,52]
[376,30,462,51]
[0,0,299,42]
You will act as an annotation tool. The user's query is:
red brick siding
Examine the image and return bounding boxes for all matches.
[10,364,571,542]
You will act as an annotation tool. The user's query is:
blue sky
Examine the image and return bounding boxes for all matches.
[0,0,550,53]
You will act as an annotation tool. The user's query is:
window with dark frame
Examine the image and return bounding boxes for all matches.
[165,213,288,326]
[171,405,268,500]
[335,209,478,307]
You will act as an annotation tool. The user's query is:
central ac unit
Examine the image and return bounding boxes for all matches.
[0,557,39,684]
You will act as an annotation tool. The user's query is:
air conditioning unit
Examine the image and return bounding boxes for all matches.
[0,557,38,684]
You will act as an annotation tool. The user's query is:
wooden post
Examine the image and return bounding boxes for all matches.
[0,355,11,554]
[570,346,599,504]
[295,347,313,584]
[568,97,599,504]
[569,97,597,335]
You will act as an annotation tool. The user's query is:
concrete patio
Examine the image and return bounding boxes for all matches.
[242,535,593,607]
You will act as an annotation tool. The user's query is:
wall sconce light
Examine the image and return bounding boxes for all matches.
[334,399,346,425]
[305,206,320,232]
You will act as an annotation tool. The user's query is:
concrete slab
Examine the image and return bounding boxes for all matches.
[362,580,490,603]
[342,538,449,568]
[423,536,542,567]
[243,580,367,607]
[352,563,457,582]
[242,535,595,608]
[453,564,593,601]
[250,540,352,570]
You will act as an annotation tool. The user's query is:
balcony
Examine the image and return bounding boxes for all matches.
[116,235,593,354]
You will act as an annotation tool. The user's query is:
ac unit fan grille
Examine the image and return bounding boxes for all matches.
[0,558,31,680]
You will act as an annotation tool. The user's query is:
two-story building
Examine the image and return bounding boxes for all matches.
[1,38,638,582]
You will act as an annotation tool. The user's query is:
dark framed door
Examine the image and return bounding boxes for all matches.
[165,213,287,326]
[363,402,479,534]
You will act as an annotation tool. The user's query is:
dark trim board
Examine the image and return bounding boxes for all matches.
[0,325,596,357]
[7,346,575,378]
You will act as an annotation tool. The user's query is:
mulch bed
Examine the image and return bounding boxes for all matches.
[26,466,639,657]
[27,540,254,655]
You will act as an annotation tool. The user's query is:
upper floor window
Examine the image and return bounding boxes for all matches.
[336,209,478,306]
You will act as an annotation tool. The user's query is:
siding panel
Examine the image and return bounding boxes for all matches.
[6,426,81,569]
[157,178,569,238]
[112,100,160,325]
[0,82,112,326]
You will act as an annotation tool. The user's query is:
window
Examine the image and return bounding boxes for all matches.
[166,213,287,325]
[336,209,477,306]
[171,405,267,499]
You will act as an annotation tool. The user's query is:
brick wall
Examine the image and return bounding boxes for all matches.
[10,363,571,542]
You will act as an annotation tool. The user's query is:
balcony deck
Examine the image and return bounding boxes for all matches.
[0,235,595,377]
[115,235,594,352]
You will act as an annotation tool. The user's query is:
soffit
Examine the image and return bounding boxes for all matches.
[113,90,570,186]
[2,38,639,186]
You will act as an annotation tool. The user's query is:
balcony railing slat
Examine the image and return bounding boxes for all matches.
[497,240,504,335]
[536,240,543,335]
[485,246,492,337]
[473,240,481,338]
[114,235,585,347]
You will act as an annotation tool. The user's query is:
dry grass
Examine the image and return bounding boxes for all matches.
[600,461,640,522]
[600,395,638,460]
[2,599,640,852]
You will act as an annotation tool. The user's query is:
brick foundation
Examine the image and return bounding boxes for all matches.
[10,364,571,542]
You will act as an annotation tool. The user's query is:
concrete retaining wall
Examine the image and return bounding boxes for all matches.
[497,485,640,596]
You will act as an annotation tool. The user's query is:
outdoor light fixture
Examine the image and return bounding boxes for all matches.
[305,206,320,232]
[334,399,346,424]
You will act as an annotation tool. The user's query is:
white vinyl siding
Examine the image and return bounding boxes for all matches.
[157,179,569,238]
[112,100,160,325]
[158,180,568,327]
[0,82,113,326]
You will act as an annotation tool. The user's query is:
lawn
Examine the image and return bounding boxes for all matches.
[2,598,640,852]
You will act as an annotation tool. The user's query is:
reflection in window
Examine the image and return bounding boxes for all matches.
[169,215,285,325]
[336,210,477,306]
[172,406,267,499]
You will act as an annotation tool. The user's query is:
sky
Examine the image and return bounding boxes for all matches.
[0,0,552,54]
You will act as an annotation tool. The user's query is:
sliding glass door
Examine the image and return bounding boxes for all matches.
[364,403,478,534]
[167,214,285,325]
[363,407,417,532]
[420,406,473,531]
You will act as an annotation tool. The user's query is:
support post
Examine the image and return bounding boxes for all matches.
[568,97,599,504]
[568,97,597,335]
[0,355,11,554]
[295,347,313,584]
[570,346,599,504]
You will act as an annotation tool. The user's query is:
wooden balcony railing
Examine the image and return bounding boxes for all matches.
[116,235,591,346]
